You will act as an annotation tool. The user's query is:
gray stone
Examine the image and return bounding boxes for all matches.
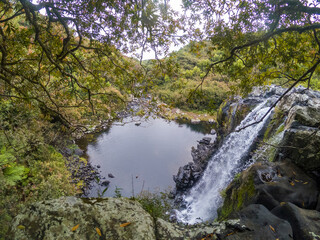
[277,129,320,171]
[157,218,250,240]
[8,197,156,240]
[108,173,115,178]
[191,119,201,124]
[101,180,110,186]
[236,204,293,240]
[8,197,256,240]
[74,148,84,156]
[272,202,320,240]
[208,119,215,124]
[210,129,217,135]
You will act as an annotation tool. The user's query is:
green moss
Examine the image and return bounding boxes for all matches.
[236,175,255,210]
[263,108,285,141]
[275,124,285,135]
[218,173,255,221]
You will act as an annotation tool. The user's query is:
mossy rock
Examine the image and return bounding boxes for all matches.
[263,107,285,141]
[8,196,252,240]
[8,197,156,240]
[218,167,256,220]
[218,161,319,220]
[277,128,320,171]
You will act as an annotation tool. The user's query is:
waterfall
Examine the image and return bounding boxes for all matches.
[176,99,274,224]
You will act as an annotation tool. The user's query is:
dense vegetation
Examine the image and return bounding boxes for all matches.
[2,0,320,238]
[147,42,230,114]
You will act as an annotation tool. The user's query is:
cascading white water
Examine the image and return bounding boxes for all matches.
[176,100,274,224]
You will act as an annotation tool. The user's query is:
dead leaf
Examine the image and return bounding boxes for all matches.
[294,179,300,182]
[71,224,80,232]
[227,232,234,236]
[292,171,296,175]
[303,182,308,185]
[280,202,286,206]
[96,227,102,236]
[120,222,131,227]
[201,233,214,240]
[290,181,295,186]
[269,225,275,233]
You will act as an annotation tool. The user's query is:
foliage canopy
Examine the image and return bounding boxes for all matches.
[181,0,320,94]
[0,0,181,129]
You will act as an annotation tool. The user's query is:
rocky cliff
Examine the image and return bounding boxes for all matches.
[216,86,320,239]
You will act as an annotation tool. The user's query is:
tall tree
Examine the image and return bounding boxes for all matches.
[182,0,320,94]
[0,0,181,129]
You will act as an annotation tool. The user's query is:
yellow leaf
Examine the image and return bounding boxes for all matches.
[269,225,275,232]
[294,179,300,182]
[17,225,25,230]
[120,222,131,227]
[96,227,102,236]
[292,171,296,175]
[71,224,80,232]
[280,202,286,206]
[303,182,308,185]
[290,181,295,186]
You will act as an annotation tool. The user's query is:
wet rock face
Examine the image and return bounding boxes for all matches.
[217,85,285,137]
[218,161,319,220]
[173,136,218,194]
[173,162,203,190]
[275,92,320,171]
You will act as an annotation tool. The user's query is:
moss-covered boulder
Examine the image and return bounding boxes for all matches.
[8,196,253,240]
[218,161,319,220]
[8,197,156,240]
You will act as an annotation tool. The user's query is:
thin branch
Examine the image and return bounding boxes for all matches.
[236,57,320,132]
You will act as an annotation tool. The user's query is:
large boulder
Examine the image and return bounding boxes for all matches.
[234,204,293,240]
[272,89,320,171]
[218,161,319,220]
[8,196,260,240]
[8,197,156,240]
[277,128,320,171]
[272,202,320,240]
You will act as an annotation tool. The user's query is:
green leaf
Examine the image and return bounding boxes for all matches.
[3,165,29,186]
[0,147,16,166]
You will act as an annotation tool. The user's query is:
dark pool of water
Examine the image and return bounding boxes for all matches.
[78,117,211,197]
